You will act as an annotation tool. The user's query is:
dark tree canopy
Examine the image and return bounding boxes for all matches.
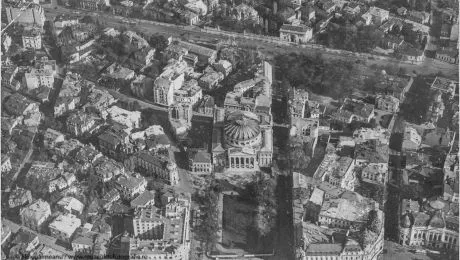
[275,53,356,99]
[148,34,168,52]
[318,24,384,53]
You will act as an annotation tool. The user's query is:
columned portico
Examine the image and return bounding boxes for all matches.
[228,154,256,169]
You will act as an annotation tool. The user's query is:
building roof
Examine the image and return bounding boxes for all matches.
[3,219,75,257]
[98,131,123,147]
[323,1,336,11]
[72,230,96,246]
[103,188,120,202]
[405,151,431,167]
[309,188,325,205]
[198,95,214,108]
[408,10,430,20]
[20,199,50,222]
[403,126,421,145]
[57,197,84,213]
[368,6,389,17]
[199,71,221,84]
[332,157,353,178]
[305,243,343,255]
[136,150,170,168]
[26,162,63,182]
[133,206,164,222]
[400,45,424,57]
[176,40,216,58]
[55,95,79,108]
[401,199,420,213]
[23,27,42,37]
[59,72,92,97]
[430,76,458,93]
[1,223,11,244]
[216,59,232,69]
[105,63,134,80]
[190,149,211,163]
[75,145,101,164]
[130,190,156,208]
[106,105,141,128]
[116,175,146,190]
[8,187,32,208]
[1,154,10,165]
[94,157,123,179]
[49,214,81,237]
[354,140,389,163]
[54,14,79,23]
[4,93,37,116]
[320,192,377,222]
[84,88,117,111]
[44,128,64,140]
[437,48,458,57]
[165,44,189,56]
[280,24,311,33]
[224,111,261,142]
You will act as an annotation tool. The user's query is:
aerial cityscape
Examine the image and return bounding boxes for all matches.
[0,0,458,259]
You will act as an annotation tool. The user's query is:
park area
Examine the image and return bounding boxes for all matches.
[399,76,436,124]
[221,194,258,251]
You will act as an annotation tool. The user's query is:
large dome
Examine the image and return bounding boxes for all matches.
[224,111,261,148]
[429,199,446,210]
[428,212,445,228]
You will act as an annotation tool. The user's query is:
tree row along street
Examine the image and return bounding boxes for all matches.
[45,6,459,79]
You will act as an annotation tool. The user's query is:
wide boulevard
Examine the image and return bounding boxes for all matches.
[44,5,459,79]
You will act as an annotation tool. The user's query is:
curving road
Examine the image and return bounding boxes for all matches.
[44,6,458,79]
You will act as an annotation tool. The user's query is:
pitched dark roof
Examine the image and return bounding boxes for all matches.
[280,24,311,33]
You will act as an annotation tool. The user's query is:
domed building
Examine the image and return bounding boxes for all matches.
[222,111,272,169]
[211,62,274,171]
[224,111,262,148]
[398,198,459,251]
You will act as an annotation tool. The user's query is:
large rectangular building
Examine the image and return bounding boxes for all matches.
[5,3,45,28]
[131,198,190,260]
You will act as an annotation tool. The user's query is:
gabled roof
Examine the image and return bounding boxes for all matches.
[98,131,123,147]
[116,175,146,190]
[4,93,37,116]
[130,190,156,207]
[280,24,312,33]
[190,149,211,163]
[305,243,343,255]
[103,188,120,202]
